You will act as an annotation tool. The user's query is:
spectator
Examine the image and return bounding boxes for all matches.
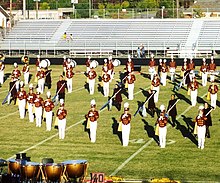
[137,47,141,58]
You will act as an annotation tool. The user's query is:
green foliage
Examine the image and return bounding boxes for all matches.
[75,0,89,18]
[39,2,50,10]
[121,1,130,9]
[137,0,158,9]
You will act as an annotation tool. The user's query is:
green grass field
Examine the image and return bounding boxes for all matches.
[0,64,220,182]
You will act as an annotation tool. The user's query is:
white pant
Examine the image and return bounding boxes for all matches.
[189,71,195,82]
[122,123,130,146]
[197,125,206,149]
[89,79,95,95]
[38,78,45,94]
[58,118,66,139]
[159,126,167,148]
[66,78,72,93]
[18,99,26,119]
[160,72,167,86]
[170,68,175,82]
[35,106,42,127]
[15,80,20,91]
[201,73,207,86]
[153,86,159,103]
[103,82,109,97]
[28,103,34,122]
[211,93,217,108]
[0,70,4,84]
[107,70,114,81]
[191,89,197,106]
[128,83,134,100]
[24,72,29,85]
[90,121,97,143]
[149,67,155,81]
[210,74,215,82]
[46,111,53,131]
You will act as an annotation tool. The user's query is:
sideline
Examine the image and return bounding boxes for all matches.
[110,93,207,176]
[7,86,150,160]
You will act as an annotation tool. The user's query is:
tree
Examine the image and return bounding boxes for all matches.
[137,0,158,9]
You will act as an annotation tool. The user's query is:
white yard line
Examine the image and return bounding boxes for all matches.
[6,86,150,160]
[110,93,207,176]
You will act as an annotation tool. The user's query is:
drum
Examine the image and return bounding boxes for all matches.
[90,60,99,68]
[43,163,63,182]
[21,162,39,180]
[62,160,88,179]
[8,159,22,175]
[40,59,50,69]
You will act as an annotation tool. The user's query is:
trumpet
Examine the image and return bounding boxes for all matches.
[21,55,29,64]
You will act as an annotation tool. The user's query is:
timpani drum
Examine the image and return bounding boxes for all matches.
[62,160,88,179]
[21,162,39,180]
[8,159,22,175]
[43,163,63,182]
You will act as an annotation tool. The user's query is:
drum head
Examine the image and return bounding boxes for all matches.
[113,59,121,67]
[62,160,87,165]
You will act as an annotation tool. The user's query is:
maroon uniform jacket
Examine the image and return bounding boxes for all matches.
[151,78,160,87]
[157,116,168,127]
[22,65,29,73]
[44,99,55,112]
[208,85,218,94]
[102,72,111,82]
[196,115,207,126]
[87,110,99,122]
[187,62,195,70]
[88,70,97,80]
[27,93,36,104]
[17,90,27,100]
[209,63,216,71]
[189,81,199,91]
[149,59,156,67]
[127,74,136,84]
[169,61,176,68]
[57,108,67,120]
[120,113,131,125]
[56,80,67,94]
[200,64,208,73]
[34,97,44,107]
[37,70,45,79]
[66,69,74,79]
[12,69,21,79]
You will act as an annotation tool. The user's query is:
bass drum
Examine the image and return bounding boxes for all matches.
[8,159,22,175]
[90,60,99,68]
[40,59,50,69]
[112,59,121,67]
[62,160,88,179]
[43,163,63,182]
[21,162,39,180]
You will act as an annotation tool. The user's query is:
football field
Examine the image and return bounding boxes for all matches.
[0,63,220,182]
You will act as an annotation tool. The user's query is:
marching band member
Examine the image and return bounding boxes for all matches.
[151,74,160,103]
[26,84,36,122]
[44,91,55,131]
[148,54,156,81]
[157,59,162,78]
[87,67,97,95]
[11,62,21,91]
[167,94,177,127]
[204,102,212,138]
[181,58,188,86]
[56,75,67,103]
[36,55,41,72]
[208,82,218,109]
[120,102,131,146]
[66,60,74,93]
[17,81,27,119]
[36,67,45,94]
[126,55,134,73]
[57,99,67,139]
[187,57,195,82]
[157,105,168,148]
[189,77,199,106]
[34,89,44,127]
[208,56,216,82]
[112,84,122,111]
[7,77,17,105]
[169,56,177,82]
[200,58,208,86]
[107,56,114,81]
[0,61,5,86]
[160,59,168,86]
[147,89,156,118]
[195,105,207,149]
[87,99,99,143]
[22,63,30,86]
[86,56,91,74]
[62,56,67,76]
[126,71,136,100]
[102,66,111,97]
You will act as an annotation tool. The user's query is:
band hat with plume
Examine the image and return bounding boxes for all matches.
[36,88,41,94]
[199,105,204,110]
[60,99,64,107]
[160,104,165,112]
[91,99,96,107]
[29,83,33,89]
[37,55,40,58]
[14,62,18,67]
[124,102,129,111]
[46,91,51,98]
[202,58,206,62]
[20,81,24,88]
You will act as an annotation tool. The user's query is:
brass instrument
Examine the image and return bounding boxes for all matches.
[21,55,29,64]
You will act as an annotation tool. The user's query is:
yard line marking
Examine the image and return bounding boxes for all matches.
[0,111,18,120]
[110,93,207,176]
[6,86,150,160]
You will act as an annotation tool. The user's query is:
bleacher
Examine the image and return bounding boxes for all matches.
[1,19,220,57]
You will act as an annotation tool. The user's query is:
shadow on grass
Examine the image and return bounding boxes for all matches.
[112,117,122,144]
[82,117,90,139]
[139,87,148,97]
[97,83,103,95]
[84,82,89,93]
[4,73,11,82]
[176,118,197,146]
[173,90,191,105]
[142,119,159,146]
[140,72,150,80]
